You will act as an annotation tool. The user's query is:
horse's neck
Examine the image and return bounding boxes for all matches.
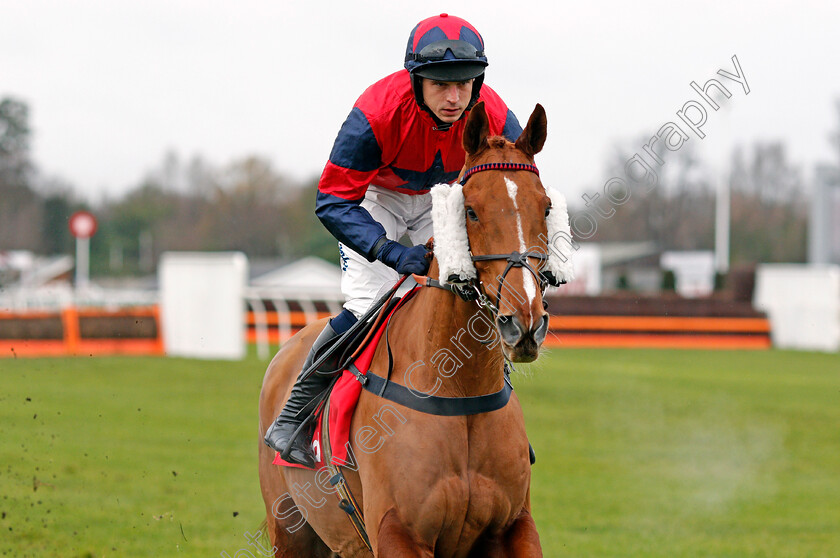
[392,284,506,398]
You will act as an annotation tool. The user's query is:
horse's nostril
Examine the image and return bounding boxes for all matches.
[496,315,524,346]
[532,314,549,345]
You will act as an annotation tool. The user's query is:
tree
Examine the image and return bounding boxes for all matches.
[94,181,179,274]
[0,97,32,185]
[728,143,806,263]
[585,139,715,251]
[283,178,340,263]
[584,136,806,264]
[0,97,41,251]
[0,98,340,268]
[91,152,327,274]
[210,156,294,256]
[41,194,75,255]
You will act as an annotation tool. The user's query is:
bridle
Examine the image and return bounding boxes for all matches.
[470,250,550,315]
[438,161,556,317]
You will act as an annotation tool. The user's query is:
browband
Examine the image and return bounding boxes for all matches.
[459,162,539,185]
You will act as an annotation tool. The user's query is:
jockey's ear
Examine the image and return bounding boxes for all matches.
[515,103,547,158]
[463,101,489,156]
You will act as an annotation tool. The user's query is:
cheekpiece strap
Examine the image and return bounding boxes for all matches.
[459,162,540,185]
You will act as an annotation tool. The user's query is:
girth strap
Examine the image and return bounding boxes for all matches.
[353,364,513,416]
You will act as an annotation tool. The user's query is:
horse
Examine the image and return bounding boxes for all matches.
[258,101,572,557]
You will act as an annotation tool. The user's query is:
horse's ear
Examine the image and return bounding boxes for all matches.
[462,101,490,156]
[515,103,547,158]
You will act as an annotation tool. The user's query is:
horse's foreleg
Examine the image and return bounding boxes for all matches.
[500,509,542,558]
[375,508,433,558]
[259,442,337,558]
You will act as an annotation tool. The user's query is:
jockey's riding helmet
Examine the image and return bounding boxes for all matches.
[404,14,487,117]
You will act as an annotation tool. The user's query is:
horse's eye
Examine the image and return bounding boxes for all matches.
[466,207,479,222]
[545,205,552,218]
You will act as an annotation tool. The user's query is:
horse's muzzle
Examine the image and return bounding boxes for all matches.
[496,313,549,362]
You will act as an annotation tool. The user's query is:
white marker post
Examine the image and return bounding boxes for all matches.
[68,211,98,292]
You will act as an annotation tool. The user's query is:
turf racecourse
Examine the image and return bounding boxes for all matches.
[1,349,838,557]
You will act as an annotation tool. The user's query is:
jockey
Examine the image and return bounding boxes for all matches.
[264,13,523,467]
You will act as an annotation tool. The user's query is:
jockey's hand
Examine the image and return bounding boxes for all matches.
[376,240,431,275]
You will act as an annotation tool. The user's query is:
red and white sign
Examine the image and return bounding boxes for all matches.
[68,211,98,239]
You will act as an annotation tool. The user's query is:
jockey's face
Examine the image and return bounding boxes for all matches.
[421,78,474,123]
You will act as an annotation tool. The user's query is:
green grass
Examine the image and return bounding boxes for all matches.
[1,349,838,557]
[518,349,840,558]
[0,355,267,557]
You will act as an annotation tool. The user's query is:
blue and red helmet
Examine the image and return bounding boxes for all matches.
[404,14,488,117]
[405,13,488,81]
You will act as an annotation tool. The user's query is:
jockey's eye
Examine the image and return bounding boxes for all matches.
[466,207,479,222]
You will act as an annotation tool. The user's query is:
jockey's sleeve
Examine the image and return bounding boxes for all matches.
[315,106,386,260]
[502,108,523,142]
[315,191,387,261]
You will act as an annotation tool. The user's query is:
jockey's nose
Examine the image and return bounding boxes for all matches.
[496,314,549,347]
[445,85,460,103]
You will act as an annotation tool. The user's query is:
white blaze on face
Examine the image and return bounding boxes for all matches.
[504,177,537,312]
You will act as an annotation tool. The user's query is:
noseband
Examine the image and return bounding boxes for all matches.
[470,250,549,312]
[453,162,554,315]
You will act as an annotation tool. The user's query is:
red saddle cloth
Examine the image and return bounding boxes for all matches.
[273,287,417,470]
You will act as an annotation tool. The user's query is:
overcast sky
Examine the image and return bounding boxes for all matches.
[2,0,839,205]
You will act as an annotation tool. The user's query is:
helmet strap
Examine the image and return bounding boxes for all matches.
[465,73,485,110]
[409,72,485,131]
[410,73,449,129]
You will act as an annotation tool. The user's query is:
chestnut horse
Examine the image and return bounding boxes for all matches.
[258,102,571,557]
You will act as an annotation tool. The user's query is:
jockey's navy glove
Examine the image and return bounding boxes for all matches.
[375,239,430,275]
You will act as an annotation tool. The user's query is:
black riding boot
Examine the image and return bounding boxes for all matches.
[263,322,341,467]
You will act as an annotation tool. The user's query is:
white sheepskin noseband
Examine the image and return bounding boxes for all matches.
[430,182,575,285]
[430,183,476,283]
[542,186,575,284]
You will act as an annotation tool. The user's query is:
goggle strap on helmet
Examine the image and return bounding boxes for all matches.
[406,51,486,63]
[406,39,485,63]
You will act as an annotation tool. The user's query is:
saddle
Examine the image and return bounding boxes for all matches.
[301,279,408,380]
[272,285,413,470]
